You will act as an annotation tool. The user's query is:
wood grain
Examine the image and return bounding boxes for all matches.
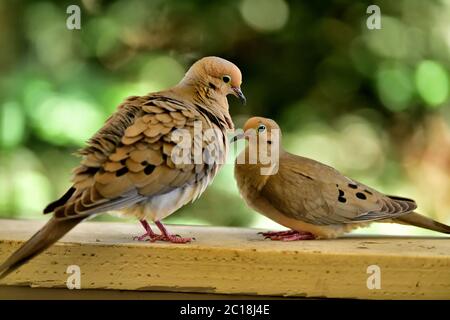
[0,219,449,299]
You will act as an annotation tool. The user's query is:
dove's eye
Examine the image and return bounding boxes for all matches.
[222,75,231,83]
[257,124,266,133]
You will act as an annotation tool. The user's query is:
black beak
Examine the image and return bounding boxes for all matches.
[232,87,246,105]
[231,132,245,143]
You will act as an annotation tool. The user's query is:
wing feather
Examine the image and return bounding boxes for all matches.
[47,93,228,219]
[261,154,417,226]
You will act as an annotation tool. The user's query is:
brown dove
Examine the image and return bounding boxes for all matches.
[234,117,450,240]
[0,56,246,279]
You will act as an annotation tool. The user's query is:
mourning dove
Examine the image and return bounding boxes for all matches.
[233,117,450,240]
[0,56,246,279]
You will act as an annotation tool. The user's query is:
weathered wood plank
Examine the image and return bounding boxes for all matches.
[0,219,449,299]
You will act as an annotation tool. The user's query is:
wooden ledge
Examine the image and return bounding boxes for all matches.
[0,219,449,299]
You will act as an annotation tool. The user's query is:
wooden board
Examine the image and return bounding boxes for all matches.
[0,219,449,299]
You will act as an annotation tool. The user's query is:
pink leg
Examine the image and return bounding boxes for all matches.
[154,220,193,244]
[259,229,316,241]
[133,219,159,241]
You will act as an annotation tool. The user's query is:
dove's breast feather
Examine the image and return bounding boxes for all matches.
[120,167,214,221]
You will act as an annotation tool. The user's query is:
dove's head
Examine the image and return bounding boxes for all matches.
[235,117,281,144]
[233,117,281,172]
[182,56,246,104]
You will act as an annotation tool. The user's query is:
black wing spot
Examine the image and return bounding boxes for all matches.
[116,167,128,177]
[144,164,155,175]
[209,82,217,90]
[356,192,367,200]
[348,183,358,189]
[338,189,347,203]
[79,167,99,175]
[364,189,373,195]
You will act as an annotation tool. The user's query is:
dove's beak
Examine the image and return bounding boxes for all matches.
[232,87,246,105]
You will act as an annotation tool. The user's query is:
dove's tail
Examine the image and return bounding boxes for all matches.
[394,212,450,234]
[0,217,83,280]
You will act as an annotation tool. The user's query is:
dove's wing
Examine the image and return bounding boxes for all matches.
[46,93,226,219]
[261,153,417,226]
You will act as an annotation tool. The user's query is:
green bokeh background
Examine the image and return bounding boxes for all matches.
[1,0,450,236]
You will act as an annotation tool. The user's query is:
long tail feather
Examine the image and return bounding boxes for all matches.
[0,217,84,280]
[395,212,450,234]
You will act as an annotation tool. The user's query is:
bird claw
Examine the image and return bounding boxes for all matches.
[158,234,193,244]
[133,233,153,241]
[134,233,193,244]
[134,220,193,244]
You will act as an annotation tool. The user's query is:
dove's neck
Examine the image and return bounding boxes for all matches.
[234,158,270,192]
[174,81,233,130]
[177,78,228,105]
[240,138,283,163]
[235,144,285,189]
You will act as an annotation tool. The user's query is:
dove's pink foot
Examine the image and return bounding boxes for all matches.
[133,219,160,241]
[134,220,193,243]
[154,220,194,244]
[259,230,315,241]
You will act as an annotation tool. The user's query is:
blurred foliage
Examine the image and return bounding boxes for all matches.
[1,0,450,235]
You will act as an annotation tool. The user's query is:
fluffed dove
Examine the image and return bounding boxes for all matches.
[233,117,450,240]
[0,56,246,279]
